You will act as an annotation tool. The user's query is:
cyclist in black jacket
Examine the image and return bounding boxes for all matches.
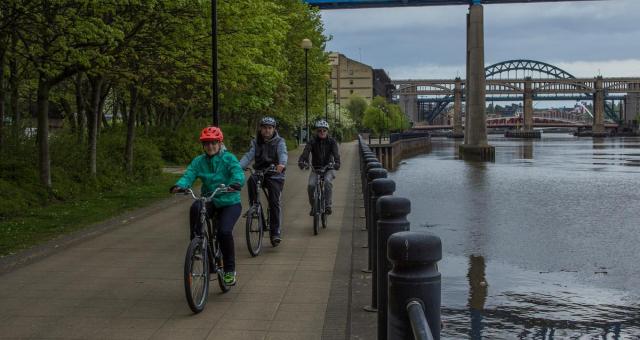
[298,120,341,216]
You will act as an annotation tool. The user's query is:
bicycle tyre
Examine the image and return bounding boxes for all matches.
[313,191,320,236]
[214,237,230,293]
[184,238,209,313]
[322,212,327,229]
[245,205,264,257]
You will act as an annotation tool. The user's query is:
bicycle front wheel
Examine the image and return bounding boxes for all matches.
[184,238,209,314]
[313,192,320,236]
[214,238,231,293]
[245,205,264,257]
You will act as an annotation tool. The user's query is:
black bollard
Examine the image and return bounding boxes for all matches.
[364,178,395,313]
[387,231,442,340]
[376,196,411,340]
[361,155,377,195]
[363,168,387,274]
[362,162,382,228]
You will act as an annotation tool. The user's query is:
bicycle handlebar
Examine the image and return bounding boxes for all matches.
[177,185,235,202]
[245,165,279,176]
[311,163,335,173]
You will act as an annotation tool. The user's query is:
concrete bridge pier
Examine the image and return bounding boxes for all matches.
[505,77,541,138]
[450,77,464,138]
[459,3,494,161]
[593,76,607,137]
[523,77,534,131]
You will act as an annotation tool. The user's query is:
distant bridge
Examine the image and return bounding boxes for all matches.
[392,60,640,124]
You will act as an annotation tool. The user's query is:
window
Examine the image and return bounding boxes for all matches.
[349,80,354,85]
[350,89,354,94]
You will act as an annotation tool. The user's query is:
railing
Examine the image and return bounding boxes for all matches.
[407,300,435,340]
[357,135,442,340]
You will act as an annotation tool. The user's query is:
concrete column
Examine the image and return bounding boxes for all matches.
[459,3,494,160]
[523,77,533,131]
[400,93,418,123]
[593,76,605,134]
[453,78,463,135]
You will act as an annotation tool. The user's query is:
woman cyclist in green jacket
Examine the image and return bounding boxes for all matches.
[170,126,245,286]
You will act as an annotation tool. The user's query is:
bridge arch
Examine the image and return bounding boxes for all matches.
[485,59,576,79]
[412,59,580,123]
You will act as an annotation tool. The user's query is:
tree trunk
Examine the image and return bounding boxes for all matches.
[10,21,19,131]
[0,47,6,150]
[87,75,104,178]
[60,97,76,133]
[75,73,85,143]
[36,74,52,189]
[120,94,127,124]
[124,85,138,174]
[99,84,110,130]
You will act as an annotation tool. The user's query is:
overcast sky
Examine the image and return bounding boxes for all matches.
[321,0,640,80]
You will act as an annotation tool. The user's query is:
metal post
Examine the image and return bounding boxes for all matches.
[304,48,309,142]
[366,178,395,314]
[388,231,442,340]
[376,196,411,340]
[325,81,329,121]
[211,0,219,126]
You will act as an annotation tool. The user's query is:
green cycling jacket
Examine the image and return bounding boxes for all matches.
[175,150,245,208]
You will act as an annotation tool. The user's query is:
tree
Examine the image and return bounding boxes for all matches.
[346,95,367,129]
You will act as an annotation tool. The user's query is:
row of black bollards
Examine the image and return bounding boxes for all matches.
[358,136,442,340]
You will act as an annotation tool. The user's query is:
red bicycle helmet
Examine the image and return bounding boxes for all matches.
[199,126,224,142]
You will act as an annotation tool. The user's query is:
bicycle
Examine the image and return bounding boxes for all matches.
[244,165,279,257]
[303,163,334,235]
[178,185,234,314]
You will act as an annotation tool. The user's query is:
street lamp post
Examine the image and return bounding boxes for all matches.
[333,90,337,124]
[324,78,329,121]
[211,0,219,126]
[301,38,312,143]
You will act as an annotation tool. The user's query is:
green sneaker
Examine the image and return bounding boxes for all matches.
[223,272,237,286]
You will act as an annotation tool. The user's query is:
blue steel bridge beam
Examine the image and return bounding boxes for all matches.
[304,0,597,10]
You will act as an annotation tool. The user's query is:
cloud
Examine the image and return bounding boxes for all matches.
[322,0,640,77]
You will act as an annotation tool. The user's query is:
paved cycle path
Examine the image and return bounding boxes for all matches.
[0,142,358,340]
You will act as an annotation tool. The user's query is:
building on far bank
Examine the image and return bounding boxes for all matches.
[329,53,372,107]
[373,69,395,102]
[329,53,394,108]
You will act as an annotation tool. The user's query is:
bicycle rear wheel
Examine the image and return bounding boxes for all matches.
[184,238,209,313]
[245,205,264,257]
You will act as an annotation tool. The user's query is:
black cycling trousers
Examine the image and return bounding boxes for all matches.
[189,201,242,272]
[247,175,284,236]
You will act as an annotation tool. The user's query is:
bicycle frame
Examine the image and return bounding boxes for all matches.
[246,167,278,229]
[311,164,333,213]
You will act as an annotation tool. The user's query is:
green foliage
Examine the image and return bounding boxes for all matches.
[346,95,368,128]
[0,128,164,219]
[0,0,329,250]
[0,173,178,256]
[362,96,410,135]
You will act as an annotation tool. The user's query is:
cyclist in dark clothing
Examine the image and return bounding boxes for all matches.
[298,119,341,216]
[239,117,288,245]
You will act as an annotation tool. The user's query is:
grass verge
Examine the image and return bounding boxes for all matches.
[0,173,179,257]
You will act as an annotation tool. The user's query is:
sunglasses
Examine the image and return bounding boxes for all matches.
[202,141,220,146]
[318,129,328,133]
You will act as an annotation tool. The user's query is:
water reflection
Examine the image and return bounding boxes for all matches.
[391,134,640,338]
[468,255,487,339]
[518,142,534,160]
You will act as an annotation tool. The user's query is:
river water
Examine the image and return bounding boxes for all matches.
[388,134,640,339]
